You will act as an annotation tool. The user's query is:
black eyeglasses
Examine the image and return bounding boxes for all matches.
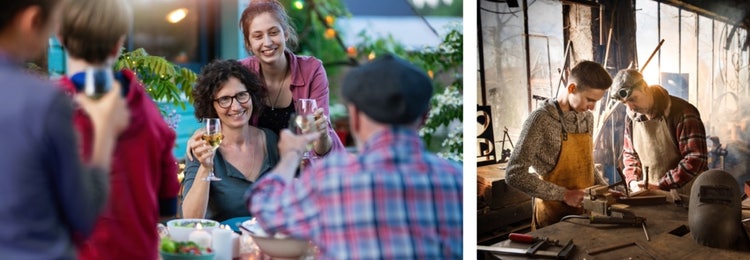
[214,91,251,108]
[611,79,644,101]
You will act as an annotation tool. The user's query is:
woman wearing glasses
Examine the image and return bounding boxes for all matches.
[181,59,280,221]
[185,0,344,163]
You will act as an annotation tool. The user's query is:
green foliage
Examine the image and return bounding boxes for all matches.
[114,48,197,111]
[410,28,463,162]
[283,0,352,103]
[351,26,464,162]
[407,0,463,16]
[280,0,464,161]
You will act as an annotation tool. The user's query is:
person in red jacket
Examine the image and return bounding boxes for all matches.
[57,0,180,259]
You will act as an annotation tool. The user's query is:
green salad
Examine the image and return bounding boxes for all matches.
[174,220,217,228]
[160,238,213,255]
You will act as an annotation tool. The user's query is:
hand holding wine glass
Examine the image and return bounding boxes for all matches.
[202,118,223,181]
[294,99,319,168]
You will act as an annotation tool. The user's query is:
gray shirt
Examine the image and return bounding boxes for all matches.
[0,57,108,259]
[182,127,279,221]
[505,100,606,201]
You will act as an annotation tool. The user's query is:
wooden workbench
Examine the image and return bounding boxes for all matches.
[483,202,750,259]
[478,163,533,243]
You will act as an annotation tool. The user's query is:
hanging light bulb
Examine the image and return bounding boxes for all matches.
[325,15,335,26]
[368,51,376,60]
[166,8,188,24]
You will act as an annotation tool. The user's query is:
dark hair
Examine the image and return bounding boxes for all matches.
[239,0,298,54]
[192,59,267,122]
[59,0,131,64]
[0,0,60,30]
[569,60,612,91]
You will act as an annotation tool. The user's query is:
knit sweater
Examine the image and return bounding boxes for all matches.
[505,99,607,201]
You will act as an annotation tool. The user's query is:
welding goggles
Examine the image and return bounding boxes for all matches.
[610,78,645,101]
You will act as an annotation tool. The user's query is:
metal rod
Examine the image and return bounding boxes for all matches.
[555,40,573,99]
[640,39,665,73]
[587,241,636,255]
[603,27,613,68]
[523,0,532,112]
[642,222,651,241]
[478,1,487,105]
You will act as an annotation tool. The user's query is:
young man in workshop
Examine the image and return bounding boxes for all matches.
[610,69,707,196]
[506,60,613,229]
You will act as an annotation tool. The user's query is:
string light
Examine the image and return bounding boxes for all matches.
[346,46,357,57]
[325,15,335,26]
[368,51,376,60]
[324,28,336,39]
[428,70,434,79]
[293,0,304,10]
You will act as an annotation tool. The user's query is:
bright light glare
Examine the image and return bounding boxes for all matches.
[167,8,188,24]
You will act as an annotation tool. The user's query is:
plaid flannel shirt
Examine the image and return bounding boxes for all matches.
[622,86,708,190]
[247,127,463,259]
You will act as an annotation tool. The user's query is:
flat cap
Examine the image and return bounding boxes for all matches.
[611,69,646,100]
[342,54,433,124]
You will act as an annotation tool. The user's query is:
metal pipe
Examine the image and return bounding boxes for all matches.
[587,241,636,255]
[523,0,532,112]
[478,1,487,105]
[640,39,665,73]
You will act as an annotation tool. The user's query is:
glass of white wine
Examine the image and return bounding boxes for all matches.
[202,118,223,181]
[294,99,318,167]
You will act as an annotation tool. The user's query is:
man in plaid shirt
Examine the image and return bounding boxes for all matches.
[246,54,463,259]
[611,69,707,195]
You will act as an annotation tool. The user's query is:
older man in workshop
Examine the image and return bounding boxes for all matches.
[610,69,708,195]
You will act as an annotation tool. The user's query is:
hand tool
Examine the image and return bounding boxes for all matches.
[588,207,651,241]
[477,239,575,259]
[509,233,560,246]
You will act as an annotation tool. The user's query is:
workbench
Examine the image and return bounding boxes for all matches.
[478,163,533,243]
[482,201,750,259]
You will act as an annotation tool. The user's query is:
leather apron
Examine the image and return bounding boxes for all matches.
[631,103,694,195]
[532,102,595,230]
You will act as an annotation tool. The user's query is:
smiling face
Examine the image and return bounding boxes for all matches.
[214,77,253,129]
[567,84,607,112]
[247,12,287,66]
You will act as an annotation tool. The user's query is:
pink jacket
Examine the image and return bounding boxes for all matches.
[240,50,346,156]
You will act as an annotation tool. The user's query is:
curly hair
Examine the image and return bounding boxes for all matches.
[239,0,298,54]
[192,59,267,122]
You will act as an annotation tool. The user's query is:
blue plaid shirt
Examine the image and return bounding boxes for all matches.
[248,127,463,259]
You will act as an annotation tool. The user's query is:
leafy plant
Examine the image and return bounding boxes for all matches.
[114,48,197,110]
[410,27,463,162]
[351,26,464,162]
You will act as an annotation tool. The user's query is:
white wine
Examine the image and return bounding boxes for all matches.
[295,114,316,133]
[202,133,223,150]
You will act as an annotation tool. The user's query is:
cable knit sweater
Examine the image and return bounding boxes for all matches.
[505,100,607,201]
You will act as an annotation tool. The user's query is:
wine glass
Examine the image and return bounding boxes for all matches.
[202,118,223,181]
[294,99,319,167]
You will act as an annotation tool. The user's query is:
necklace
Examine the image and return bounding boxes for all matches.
[268,68,289,111]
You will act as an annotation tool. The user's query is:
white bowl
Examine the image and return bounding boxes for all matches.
[240,219,310,258]
[166,218,220,242]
